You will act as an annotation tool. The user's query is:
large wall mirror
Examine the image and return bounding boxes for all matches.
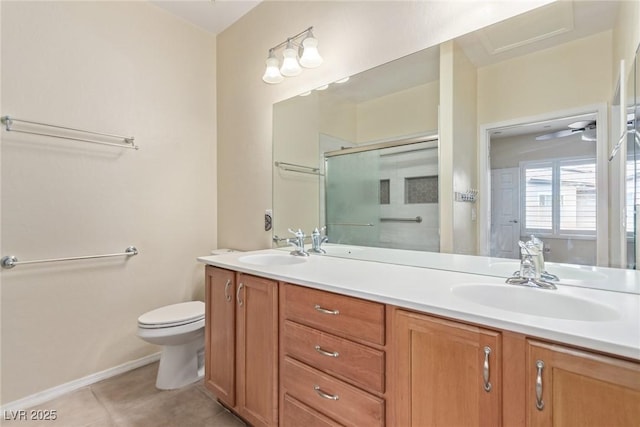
[272,0,640,293]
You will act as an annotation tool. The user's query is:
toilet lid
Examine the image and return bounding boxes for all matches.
[138,301,205,328]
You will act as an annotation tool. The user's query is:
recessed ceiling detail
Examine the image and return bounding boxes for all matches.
[478,1,574,55]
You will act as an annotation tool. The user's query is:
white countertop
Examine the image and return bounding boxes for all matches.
[198,249,640,361]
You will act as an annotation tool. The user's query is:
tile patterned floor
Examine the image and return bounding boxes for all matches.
[1,363,245,427]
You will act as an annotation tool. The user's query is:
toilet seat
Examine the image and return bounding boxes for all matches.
[138,301,205,329]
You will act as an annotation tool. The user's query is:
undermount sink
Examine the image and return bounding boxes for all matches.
[488,261,607,282]
[451,283,620,322]
[238,254,307,266]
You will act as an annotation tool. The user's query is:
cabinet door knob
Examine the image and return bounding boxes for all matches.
[314,304,340,315]
[314,385,339,401]
[224,279,232,302]
[315,345,339,358]
[483,346,492,392]
[535,360,545,411]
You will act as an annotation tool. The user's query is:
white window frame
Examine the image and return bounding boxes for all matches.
[520,156,597,239]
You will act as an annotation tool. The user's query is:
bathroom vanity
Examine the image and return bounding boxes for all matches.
[198,250,640,427]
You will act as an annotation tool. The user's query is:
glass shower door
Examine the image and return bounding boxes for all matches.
[325,151,380,246]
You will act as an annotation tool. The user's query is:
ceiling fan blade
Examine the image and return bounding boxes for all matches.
[568,120,594,129]
[535,128,579,141]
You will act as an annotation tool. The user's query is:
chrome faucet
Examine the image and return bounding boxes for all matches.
[287,228,309,257]
[506,239,556,289]
[527,235,560,282]
[309,227,328,254]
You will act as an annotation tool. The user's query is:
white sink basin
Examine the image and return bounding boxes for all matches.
[451,283,620,322]
[488,261,607,282]
[238,254,307,266]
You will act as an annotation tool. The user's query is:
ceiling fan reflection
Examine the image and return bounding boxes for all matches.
[535,120,597,142]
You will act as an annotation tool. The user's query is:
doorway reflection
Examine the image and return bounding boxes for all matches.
[489,113,598,265]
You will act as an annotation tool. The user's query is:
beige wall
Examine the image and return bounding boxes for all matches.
[319,92,357,143]
[478,30,613,126]
[356,81,439,143]
[272,93,321,238]
[0,1,216,404]
[217,0,553,252]
[613,0,640,90]
[440,40,478,254]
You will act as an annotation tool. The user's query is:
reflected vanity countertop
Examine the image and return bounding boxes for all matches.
[275,243,640,295]
[198,249,640,361]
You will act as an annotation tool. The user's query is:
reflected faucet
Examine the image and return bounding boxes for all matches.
[506,239,556,290]
[309,227,328,254]
[528,235,560,282]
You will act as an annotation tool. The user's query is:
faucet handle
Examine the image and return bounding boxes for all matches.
[312,226,327,236]
[288,228,304,237]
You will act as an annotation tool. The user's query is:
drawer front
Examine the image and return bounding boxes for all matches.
[282,283,385,346]
[283,320,385,393]
[282,394,343,427]
[282,357,384,427]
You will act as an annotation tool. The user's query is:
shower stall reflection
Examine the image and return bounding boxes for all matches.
[323,139,439,251]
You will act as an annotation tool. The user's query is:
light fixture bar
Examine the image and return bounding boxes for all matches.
[262,26,322,84]
[268,26,314,52]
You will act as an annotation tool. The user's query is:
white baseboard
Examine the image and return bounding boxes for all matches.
[1,352,161,412]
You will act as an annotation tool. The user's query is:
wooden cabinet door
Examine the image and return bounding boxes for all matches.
[204,266,236,407]
[526,340,640,427]
[392,310,502,427]
[236,273,279,427]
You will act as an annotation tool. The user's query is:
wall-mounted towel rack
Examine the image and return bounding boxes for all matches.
[275,161,323,176]
[1,116,138,150]
[1,246,139,269]
[380,216,423,223]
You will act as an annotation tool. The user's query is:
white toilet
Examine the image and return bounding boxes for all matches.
[137,301,205,390]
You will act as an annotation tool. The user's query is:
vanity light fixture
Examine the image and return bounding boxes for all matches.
[262,27,323,84]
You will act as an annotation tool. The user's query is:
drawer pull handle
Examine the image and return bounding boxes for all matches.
[483,346,492,392]
[224,279,232,302]
[314,385,339,401]
[314,304,340,315]
[315,345,339,358]
[535,360,545,411]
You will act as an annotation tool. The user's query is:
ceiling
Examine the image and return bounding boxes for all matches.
[149,0,261,34]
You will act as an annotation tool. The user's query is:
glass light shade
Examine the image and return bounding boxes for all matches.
[280,42,302,77]
[262,55,284,84]
[299,36,323,68]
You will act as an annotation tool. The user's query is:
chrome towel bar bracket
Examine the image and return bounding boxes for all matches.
[1,246,139,269]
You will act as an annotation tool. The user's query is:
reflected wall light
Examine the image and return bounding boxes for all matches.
[262,26,323,84]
